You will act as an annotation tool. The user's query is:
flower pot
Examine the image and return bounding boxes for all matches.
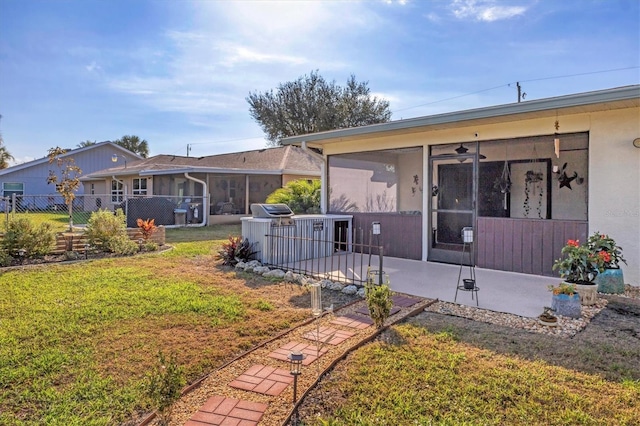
[463,279,475,290]
[595,268,625,294]
[574,282,598,305]
[551,293,581,318]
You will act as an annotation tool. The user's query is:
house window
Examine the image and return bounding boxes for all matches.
[2,182,24,197]
[111,180,124,203]
[133,178,147,196]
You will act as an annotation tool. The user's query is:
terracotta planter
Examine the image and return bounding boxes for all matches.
[574,282,598,306]
[551,293,581,318]
[595,268,625,294]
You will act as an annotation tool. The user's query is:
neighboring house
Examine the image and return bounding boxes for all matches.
[0,141,141,209]
[81,145,322,225]
[282,85,640,286]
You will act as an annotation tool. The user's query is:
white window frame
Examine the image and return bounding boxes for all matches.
[133,178,148,196]
[111,180,124,203]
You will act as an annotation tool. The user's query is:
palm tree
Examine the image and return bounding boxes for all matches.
[77,140,97,148]
[0,145,14,169]
[114,135,149,158]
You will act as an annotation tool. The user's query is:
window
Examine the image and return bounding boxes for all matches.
[111,180,124,203]
[2,182,24,197]
[133,178,147,196]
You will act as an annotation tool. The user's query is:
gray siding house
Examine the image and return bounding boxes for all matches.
[0,141,141,201]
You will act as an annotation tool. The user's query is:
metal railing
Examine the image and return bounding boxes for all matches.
[1,194,208,229]
[261,226,384,285]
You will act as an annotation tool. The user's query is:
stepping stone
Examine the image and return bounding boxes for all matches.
[331,313,374,329]
[185,395,268,425]
[355,305,401,316]
[302,326,355,345]
[229,364,293,396]
[267,341,328,365]
[391,294,420,308]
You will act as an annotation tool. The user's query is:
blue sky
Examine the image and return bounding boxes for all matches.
[1,0,638,165]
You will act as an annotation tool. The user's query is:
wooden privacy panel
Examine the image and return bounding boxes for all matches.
[477,218,587,276]
[347,212,422,260]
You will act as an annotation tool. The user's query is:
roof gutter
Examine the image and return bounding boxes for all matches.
[184,173,208,226]
[301,141,327,214]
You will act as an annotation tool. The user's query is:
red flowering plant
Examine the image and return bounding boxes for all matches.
[552,239,605,284]
[586,232,626,269]
[136,218,157,241]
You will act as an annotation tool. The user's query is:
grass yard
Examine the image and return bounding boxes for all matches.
[6,211,93,231]
[0,224,316,425]
[301,315,640,426]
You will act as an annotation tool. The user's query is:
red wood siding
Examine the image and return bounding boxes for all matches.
[477,217,588,276]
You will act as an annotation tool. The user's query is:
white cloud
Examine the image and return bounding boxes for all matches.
[85,61,101,72]
[105,1,379,118]
[451,0,527,22]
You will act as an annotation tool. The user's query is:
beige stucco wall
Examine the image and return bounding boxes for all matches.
[321,106,640,285]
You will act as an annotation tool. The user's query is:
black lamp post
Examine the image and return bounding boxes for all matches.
[84,243,90,259]
[17,248,26,264]
[138,238,144,252]
[288,350,306,425]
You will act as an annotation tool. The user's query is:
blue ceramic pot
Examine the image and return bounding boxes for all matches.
[595,268,625,294]
[551,293,581,318]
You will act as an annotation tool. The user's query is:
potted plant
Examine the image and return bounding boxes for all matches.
[552,239,605,306]
[548,282,581,318]
[587,232,627,294]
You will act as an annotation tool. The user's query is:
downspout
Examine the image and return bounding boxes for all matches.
[184,172,208,226]
[301,141,327,214]
[112,175,128,218]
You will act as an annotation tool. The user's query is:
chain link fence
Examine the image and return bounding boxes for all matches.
[1,194,208,230]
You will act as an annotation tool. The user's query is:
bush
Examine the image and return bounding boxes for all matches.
[85,209,129,252]
[216,236,257,266]
[144,351,185,425]
[365,283,393,329]
[144,241,159,252]
[106,235,138,256]
[136,218,157,241]
[2,217,56,257]
[0,250,12,266]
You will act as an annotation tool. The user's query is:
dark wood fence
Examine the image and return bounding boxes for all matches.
[347,212,422,260]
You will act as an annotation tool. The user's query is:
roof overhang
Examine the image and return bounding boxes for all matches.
[281,85,640,147]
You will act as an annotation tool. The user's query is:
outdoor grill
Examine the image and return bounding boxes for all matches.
[250,203,294,218]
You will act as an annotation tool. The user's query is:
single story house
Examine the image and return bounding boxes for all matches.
[80,145,322,226]
[0,141,141,210]
[282,85,640,286]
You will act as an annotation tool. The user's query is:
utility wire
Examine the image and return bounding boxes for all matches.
[393,66,639,114]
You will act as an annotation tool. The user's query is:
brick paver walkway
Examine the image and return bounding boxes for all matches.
[185,395,268,426]
[330,313,374,329]
[267,341,328,365]
[355,305,401,316]
[228,364,293,396]
[391,294,421,308]
[302,326,355,345]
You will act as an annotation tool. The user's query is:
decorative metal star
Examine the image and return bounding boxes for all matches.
[558,171,578,190]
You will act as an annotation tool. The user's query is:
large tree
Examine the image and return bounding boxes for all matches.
[0,115,14,169]
[114,135,149,158]
[247,71,392,146]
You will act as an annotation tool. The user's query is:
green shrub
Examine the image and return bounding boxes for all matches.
[144,351,185,425]
[0,250,12,266]
[106,235,138,256]
[144,241,159,252]
[216,236,257,266]
[2,217,56,257]
[86,209,127,249]
[365,283,393,329]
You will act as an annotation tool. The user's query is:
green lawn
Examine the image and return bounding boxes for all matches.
[310,324,640,425]
[5,211,93,231]
[0,224,303,425]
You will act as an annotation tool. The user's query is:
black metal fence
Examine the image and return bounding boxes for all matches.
[261,226,384,285]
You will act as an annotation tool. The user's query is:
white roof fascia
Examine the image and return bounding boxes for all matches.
[138,168,284,176]
[281,85,640,145]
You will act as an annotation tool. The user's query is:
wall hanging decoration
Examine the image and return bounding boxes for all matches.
[556,162,582,190]
[523,144,544,219]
